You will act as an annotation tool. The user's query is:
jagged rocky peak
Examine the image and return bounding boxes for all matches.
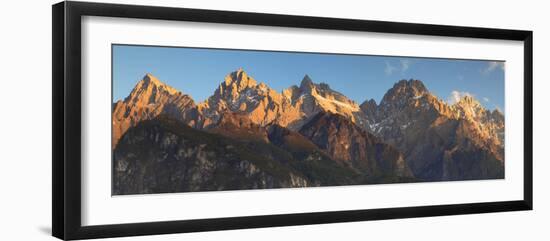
[298,75,336,95]
[199,68,289,128]
[403,79,428,93]
[383,79,429,101]
[298,74,357,104]
[213,68,273,99]
[317,82,335,94]
[491,108,504,121]
[127,73,181,104]
[360,99,377,110]
[141,73,179,94]
[359,99,378,120]
[294,74,362,119]
[282,85,300,102]
[223,67,258,90]
[142,73,160,84]
[456,95,482,108]
[378,79,432,113]
[283,74,366,128]
[112,73,198,149]
[448,95,504,149]
[299,74,315,91]
[452,95,487,121]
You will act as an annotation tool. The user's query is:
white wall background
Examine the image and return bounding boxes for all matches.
[0,0,547,240]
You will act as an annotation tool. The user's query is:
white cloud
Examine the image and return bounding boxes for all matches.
[385,59,413,76]
[482,97,490,102]
[400,59,411,72]
[447,90,474,105]
[384,61,397,75]
[482,61,505,74]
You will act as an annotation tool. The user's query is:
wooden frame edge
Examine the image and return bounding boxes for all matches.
[52,1,65,239]
[52,1,534,240]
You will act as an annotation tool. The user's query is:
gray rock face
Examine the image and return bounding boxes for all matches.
[299,112,412,179]
[359,79,504,181]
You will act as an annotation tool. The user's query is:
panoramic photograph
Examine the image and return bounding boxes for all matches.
[111,44,505,195]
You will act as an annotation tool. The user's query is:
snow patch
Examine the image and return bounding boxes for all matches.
[312,93,360,112]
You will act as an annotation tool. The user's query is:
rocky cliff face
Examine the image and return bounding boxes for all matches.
[198,69,368,131]
[281,75,368,129]
[299,112,412,179]
[360,79,504,180]
[453,96,505,151]
[113,116,310,195]
[198,68,297,128]
[112,74,201,148]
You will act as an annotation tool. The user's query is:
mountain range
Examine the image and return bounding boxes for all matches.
[112,68,504,195]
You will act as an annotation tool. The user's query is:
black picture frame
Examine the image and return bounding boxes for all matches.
[52,1,533,240]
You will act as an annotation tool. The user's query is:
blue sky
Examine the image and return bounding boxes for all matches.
[113,45,505,110]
